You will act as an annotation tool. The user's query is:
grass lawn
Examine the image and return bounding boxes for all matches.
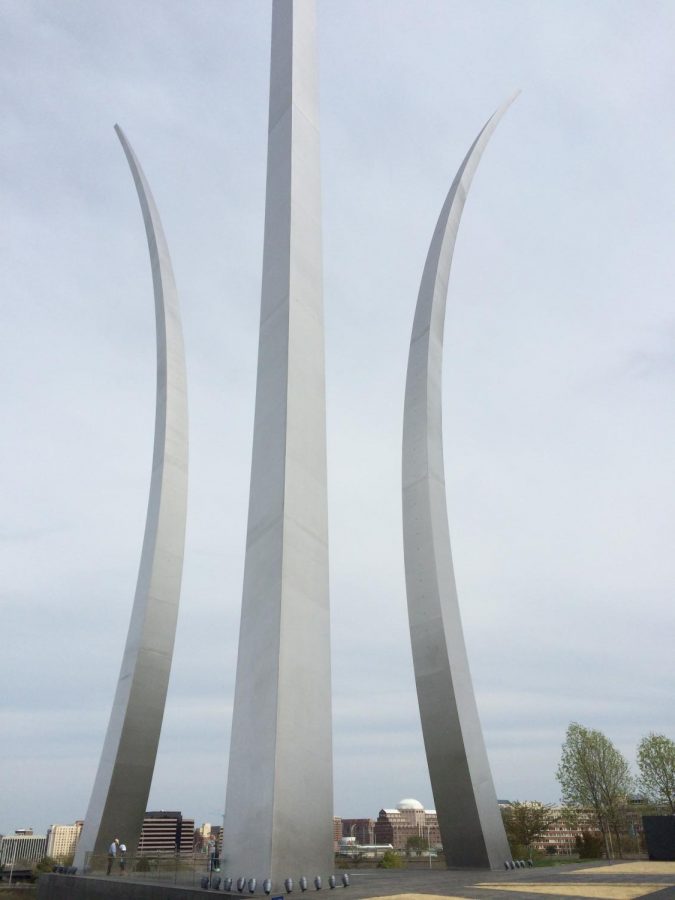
[532,856,585,867]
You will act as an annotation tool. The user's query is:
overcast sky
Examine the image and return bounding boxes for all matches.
[2,0,674,837]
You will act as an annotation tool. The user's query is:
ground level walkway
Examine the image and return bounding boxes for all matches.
[348,861,675,899]
[37,861,675,900]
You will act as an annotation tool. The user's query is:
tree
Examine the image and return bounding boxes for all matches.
[637,733,675,813]
[405,835,429,856]
[556,722,633,858]
[575,832,604,859]
[33,856,58,879]
[501,802,555,858]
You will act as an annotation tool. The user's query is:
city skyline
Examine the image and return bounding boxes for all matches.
[2,1,675,837]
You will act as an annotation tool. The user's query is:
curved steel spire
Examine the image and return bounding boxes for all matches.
[74,127,188,871]
[402,95,518,869]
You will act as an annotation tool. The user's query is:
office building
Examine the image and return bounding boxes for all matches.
[137,811,195,856]
[0,833,47,867]
[46,822,83,861]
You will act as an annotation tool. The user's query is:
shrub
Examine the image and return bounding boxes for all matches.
[33,856,58,877]
[575,832,604,859]
[377,851,403,869]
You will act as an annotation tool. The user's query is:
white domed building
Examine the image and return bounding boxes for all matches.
[374,799,441,851]
[397,799,424,811]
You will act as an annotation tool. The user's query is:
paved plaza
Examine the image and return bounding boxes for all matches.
[38,861,675,900]
[343,861,675,900]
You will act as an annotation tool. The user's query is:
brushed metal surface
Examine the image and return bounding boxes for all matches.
[402,97,517,869]
[222,0,333,889]
[74,126,188,871]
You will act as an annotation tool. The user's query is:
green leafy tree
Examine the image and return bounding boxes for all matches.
[33,855,58,879]
[501,802,555,858]
[637,733,675,813]
[405,835,429,856]
[556,723,633,858]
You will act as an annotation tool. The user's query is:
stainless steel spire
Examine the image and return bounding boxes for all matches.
[74,126,188,871]
[222,0,333,889]
[402,96,517,869]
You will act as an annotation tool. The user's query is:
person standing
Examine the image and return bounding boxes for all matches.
[118,842,127,875]
[106,838,119,875]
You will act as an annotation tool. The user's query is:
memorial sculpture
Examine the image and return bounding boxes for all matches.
[402,96,517,868]
[222,0,333,889]
[74,126,189,871]
[72,3,518,877]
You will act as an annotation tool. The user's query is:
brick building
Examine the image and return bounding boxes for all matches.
[499,802,603,856]
[333,817,343,849]
[341,818,376,845]
[374,799,441,851]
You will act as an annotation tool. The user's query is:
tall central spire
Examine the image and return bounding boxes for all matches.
[222,0,333,887]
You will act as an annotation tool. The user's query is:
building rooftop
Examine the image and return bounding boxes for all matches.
[397,799,424,811]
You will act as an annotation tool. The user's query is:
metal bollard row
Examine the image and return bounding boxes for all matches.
[204,873,350,893]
